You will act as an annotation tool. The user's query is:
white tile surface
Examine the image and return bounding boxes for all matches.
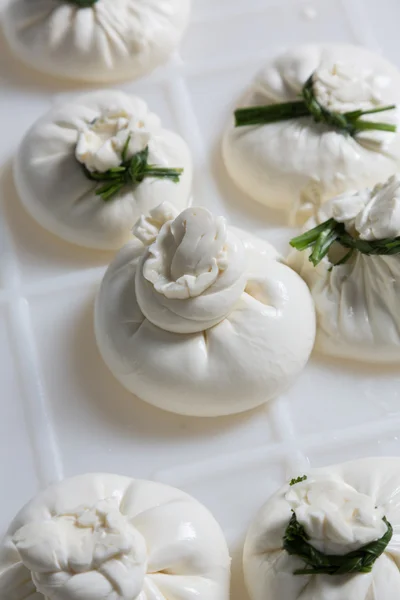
[29,285,276,481]
[287,356,400,437]
[0,306,38,531]
[0,0,399,587]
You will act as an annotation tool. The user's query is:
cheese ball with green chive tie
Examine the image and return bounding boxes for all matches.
[223,44,400,224]
[288,174,400,363]
[14,90,192,250]
[2,0,191,82]
[243,458,400,600]
[0,473,231,600]
[94,202,316,417]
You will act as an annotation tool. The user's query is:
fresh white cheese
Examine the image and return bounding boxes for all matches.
[321,177,400,241]
[285,478,387,555]
[312,62,386,113]
[94,202,316,417]
[0,473,230,600]
[243,458,400,600]
[352,176,400,240]
[133,203,247,333]
[75,110,151,173]
[14,90,193,250]
[223,44,400,224]
[288,175,400,363]
[2,0,191,83]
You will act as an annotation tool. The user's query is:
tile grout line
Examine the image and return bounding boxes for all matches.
[165,63,208,164]
[303,413,400,452]
[8,297,65,487]
[0,197,64,488]
[268,397,310,477]
[164,56,221,208]
[2,264,105,301]
[154,412,400,486]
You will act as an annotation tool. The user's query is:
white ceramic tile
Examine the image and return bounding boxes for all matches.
[29,285,277,481]
[287,356,400,438]
[0,92,50,166]
[304,430,400,468]
[0,306,38,533]
[182,0,354,70]
[192,0,344,22]
[192,0,279,20]
[359,0,400,61]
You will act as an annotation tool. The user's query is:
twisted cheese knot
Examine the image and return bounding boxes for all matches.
[325,174,400,240]
[75,108,151,173]
[13,497,147,600]
[134,203,247,334]
[313,61,389,113]
[286,478,387,555]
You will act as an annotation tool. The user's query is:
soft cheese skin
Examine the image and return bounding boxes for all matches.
[75,110,152,173]
[95,203,316,417]
[285,479,386,555]
[288,175,400,363]
[2,0,190,83]
[134,205,248,334]
[14,90,192,250]
[223,44,400,223]
[0,473,230,600]
[243,458,400,600]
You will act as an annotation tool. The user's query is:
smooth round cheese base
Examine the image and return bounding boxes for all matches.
[0,473,230,600]
[288,177,400,364]
[223,44,400,223]
[2,0,191,83]
[14,90,193,250]
[94,204,316,417]
[244,458,400,600]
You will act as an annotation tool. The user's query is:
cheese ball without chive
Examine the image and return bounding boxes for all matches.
[94,202,316,417]
[0,473,230,600]
[14,90,192,250]
[2,0,191,83]
[244,458,400,600]
[223,44,400,224]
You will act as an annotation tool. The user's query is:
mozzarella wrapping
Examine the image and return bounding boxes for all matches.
[243,458,400,600]
[2,0,191,82]
[14,90,192,250]
[75,110,151,173]
[0,473,230,600]
[223,44,400,223]
[94,202,316,417]
[288,175,400,363]
[134,205,248,334]
[285,478,386,555]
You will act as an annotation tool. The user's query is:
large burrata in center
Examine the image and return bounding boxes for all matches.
[95,202,316,416]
